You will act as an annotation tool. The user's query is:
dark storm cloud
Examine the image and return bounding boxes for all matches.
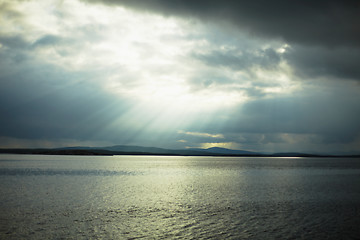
[284,45,360,81]
[84,0,360,47]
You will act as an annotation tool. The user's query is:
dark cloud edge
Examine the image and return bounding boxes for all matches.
[82,0,360,48]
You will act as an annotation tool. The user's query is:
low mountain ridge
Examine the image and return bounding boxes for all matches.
[189,147,260,155]
[1,145,358,157]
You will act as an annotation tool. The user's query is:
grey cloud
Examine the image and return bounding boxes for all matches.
[0,34,63,61]
[32,35,63,48]
[193,41,360,83]
[187,74,236,91]
[187,47,282,98]
[31,27,103,49]
[226,133,293,145]
[84,0,360,48]
[222,132,329,153]
[223,88,360,144]
[193,48,281,71]
[0,35,29,50]
[187,73,267,98]
[284,45,360,81]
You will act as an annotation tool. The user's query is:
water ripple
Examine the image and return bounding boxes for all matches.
[0,168,140,176]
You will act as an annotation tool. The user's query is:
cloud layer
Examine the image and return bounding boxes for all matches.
[1,0,360,153]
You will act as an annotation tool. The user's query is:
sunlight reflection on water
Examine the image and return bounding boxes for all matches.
[1,155,360,239]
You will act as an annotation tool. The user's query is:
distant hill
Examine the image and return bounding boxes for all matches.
[187,147,261,156]
[0,148,114,156]
[101,145,177,154]
[77,145,264,156]
[270,152,325,157]
[1,145,359,157]
[0,145,261,156]
[60,145,208,156]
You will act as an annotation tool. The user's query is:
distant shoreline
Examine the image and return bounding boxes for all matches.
[1,148,359,158]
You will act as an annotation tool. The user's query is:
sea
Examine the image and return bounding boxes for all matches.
[0,154,360,239]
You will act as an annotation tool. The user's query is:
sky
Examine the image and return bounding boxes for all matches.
[1,0,360,154]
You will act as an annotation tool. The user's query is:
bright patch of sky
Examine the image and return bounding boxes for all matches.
[2,0,294,103]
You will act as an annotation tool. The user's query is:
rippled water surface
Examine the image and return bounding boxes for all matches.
[1,154,360,239]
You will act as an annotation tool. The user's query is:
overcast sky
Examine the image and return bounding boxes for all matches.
[1,0,360,154]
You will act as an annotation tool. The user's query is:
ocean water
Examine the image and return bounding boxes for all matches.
[1,154,360,239]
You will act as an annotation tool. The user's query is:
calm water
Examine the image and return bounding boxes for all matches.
[1,154,360,239]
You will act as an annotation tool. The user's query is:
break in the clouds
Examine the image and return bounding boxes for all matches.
[0,0,360,154]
